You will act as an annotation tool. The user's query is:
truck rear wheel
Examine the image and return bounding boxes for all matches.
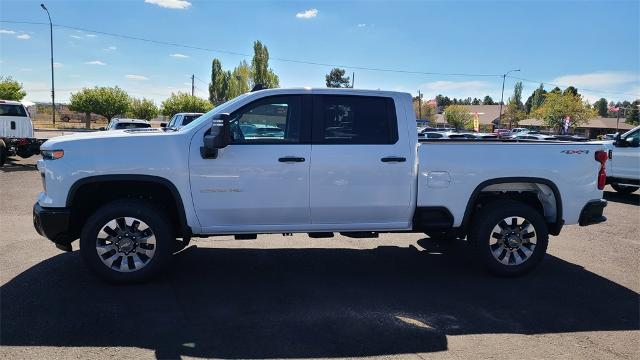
[611,183,639,194]
[80,199,173,283]
[469,200,548,277]
[0,143,6,167]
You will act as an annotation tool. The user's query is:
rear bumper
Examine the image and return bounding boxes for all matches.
[579,199,607,226]
[33,203,76,249]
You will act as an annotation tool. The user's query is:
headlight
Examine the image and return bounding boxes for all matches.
[41,149,64,160]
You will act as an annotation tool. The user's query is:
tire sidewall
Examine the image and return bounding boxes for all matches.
[80,200,173,283]
[471,200,549,277]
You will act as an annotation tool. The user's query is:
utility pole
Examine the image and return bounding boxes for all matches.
[498,69,520,128]
[351,72,355,88]
[41,3,55,125]
[191,74,195,96]
[417,90,422,120]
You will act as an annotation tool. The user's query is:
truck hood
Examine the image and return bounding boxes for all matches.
[40,128,168,150]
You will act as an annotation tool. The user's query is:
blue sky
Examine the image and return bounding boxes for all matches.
[1,0,638,104]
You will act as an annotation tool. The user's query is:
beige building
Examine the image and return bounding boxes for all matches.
[519,117,635,139]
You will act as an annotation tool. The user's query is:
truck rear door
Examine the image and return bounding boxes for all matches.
[309,94,413,228]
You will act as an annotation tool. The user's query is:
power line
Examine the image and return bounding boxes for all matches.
[193,75,209,85]
[3,19,638,98]
[1,19,501,78]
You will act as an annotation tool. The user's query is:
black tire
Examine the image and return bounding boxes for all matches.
[611,183,639,194]
[80,199,174,283]
[469,200,548,277]
[0,145,6,167]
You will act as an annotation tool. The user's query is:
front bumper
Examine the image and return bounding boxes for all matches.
[33,203,75,250]
[578,199,607,226]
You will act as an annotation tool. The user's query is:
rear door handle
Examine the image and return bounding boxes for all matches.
[381,156,406,163]
[278,156,306,163]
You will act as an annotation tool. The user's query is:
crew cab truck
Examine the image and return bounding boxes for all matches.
[0,100,43,166]
[33,88,609,283]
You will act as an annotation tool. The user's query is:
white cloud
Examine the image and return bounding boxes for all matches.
[125,74,149,81]
[296,9,318,19]
[552,71,638,89]
[16,34,31,40]
[357,23,366,27]
[70,35,82,39]
[103,46,117,51]
[53,62,63,68]
[144,0,191,9]
[85,60,106,65]
[86,34,97,38]
[0,29,16,34]
[170,53,189,58]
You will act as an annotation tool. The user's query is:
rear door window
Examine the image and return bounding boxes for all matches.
[0,104,27,117]
[314,95,398,144]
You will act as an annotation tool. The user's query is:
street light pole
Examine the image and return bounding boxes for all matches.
[498,69,520,128]
[41,3,55,125]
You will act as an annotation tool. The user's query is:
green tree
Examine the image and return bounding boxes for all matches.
[593,98,608,117]
[563,86,579,97]
[444,104,472,130]
[472,98,481,105]
[69,86,130,128]
[626,100,640,125]
[251,40,279,88]
[509,81,524,110]
[161,92,212,117]
[482,95,494,105]
[413,96,436,121]
[128,98,159,120]
[525,83,547,113]
[503,102,526,128]
[0,76,26,101]
[533,91,596,132]
[325,68,351,88]
[232,60,251,94]
[209,58,225,104]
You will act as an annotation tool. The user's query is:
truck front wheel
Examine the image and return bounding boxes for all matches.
[469,200,548,277]
[80,199,174,283]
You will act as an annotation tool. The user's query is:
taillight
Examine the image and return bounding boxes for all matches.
[595,150,607,190]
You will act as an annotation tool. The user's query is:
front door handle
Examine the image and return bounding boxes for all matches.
[381,156,406,163]
[279,156,306,163]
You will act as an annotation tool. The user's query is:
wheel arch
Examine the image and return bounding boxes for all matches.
[67,175,191,238]
[460,177,563,236]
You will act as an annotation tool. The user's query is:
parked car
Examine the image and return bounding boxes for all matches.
[0,99,44,166]
[104,118,151,131]
[33,88,609,283]
[161,112,204,130]
[493,128,511,137]
[603,126,639,194]
[514,134,558,141]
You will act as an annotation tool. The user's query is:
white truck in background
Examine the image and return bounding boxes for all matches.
[605,125,640,194]
[0,100,44,166]
[33,88,610,283]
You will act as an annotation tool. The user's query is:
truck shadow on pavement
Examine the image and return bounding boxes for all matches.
[0,159,38,173]
[1,239,638,359]
[604,190,640,206]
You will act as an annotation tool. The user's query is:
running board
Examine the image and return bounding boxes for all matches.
[308,232,334,238]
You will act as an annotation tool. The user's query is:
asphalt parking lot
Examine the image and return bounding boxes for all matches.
[1,143,639,359]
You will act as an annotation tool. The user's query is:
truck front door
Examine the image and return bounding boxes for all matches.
[189,95,312,232]
[612,128,640,181]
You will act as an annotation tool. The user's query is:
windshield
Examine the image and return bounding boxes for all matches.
[178,93,253,132]
[114,122,151,129]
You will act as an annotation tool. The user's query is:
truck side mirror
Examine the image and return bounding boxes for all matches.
[201,113,231,159]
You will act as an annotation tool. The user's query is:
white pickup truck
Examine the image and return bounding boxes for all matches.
[605,125,640,194]
[33,88,609,283]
